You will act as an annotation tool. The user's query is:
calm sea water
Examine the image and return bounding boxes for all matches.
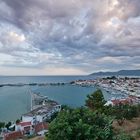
[0,75,92,84]
[0,76,123,122]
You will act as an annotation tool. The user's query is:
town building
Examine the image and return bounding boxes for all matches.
[22,101,61,124]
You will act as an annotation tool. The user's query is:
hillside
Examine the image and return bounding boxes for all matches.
[90,70,140,76]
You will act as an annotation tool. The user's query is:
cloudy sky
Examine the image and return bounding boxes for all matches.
[0,0,140,75]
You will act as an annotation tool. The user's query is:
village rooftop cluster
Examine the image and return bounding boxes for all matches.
[0,93,61,140]
[0,76,140,139]
[72,76,140,97]
[72,76,140,106]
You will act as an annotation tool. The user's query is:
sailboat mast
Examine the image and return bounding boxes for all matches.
[30,89,33,111]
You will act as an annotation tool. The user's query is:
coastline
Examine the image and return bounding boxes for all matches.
[71,76,140,97]
[0,76,140,122]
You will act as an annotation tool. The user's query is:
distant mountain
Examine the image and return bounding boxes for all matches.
[90,70,140,76]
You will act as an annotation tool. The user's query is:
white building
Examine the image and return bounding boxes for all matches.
[22,103,61,124]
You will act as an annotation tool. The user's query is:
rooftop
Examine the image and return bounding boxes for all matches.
[18,121,32,127]
[23,101,60,117]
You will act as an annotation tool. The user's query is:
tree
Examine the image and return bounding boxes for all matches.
[0,122,5,132]
[85,89,106,111]
[0,122,5,128]
[16,119,20,124]
[111,104,139,125]
[5,122,12,129]
[112,104,125,125]
[123,105,139,120]
[114,132,135,140]
[47,108,114,140]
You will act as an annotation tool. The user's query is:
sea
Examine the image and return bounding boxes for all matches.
[0,76,124,122]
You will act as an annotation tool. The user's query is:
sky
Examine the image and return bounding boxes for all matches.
[0,0,140,75]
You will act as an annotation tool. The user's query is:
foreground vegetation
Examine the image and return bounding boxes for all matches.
[0,90,139,139]
[46,90,140,140]
[47,108,114,140]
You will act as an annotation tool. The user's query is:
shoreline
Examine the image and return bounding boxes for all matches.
[0,76,139,122]
[0,76,139,97]
[70,76,140,97]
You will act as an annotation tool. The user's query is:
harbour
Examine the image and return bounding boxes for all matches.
[0,82,95,122]
[0,92,61,139]
[0,76,139,122]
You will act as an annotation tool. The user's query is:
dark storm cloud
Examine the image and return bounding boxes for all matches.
[0,0,140,73]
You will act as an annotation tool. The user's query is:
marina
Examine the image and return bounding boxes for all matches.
[22,92,61,124]
[1,92,60,139]
[72,77,140,97]
[0,76,139,122]
[0,82,95,122]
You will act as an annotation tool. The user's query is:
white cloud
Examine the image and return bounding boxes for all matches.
[9,31,25,42]
[0,0,139,75]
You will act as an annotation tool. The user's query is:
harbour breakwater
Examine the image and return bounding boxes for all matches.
[0,76,139,97]
[0,82,67,87]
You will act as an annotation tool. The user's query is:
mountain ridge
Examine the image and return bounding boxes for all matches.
[90,70,140,76]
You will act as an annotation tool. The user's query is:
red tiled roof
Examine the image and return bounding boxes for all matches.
[4,131,23,140]
[19,121,32,127]
[111,99,120,105]
[24,126,31,132]
[128,95,138,100]
[34,122,48,133]
[120,99,129,104]
[111,99,131,105]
